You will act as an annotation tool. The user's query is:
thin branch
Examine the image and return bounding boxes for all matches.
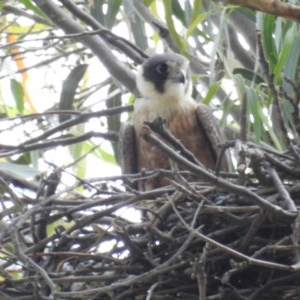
[60,0,147,64]
[221,0,300,23]
[131,0,179,53]
[265,162,297,211]
[33,0,137,94]
[0,131,118,158]
[141,123,296,222]
[3,4,52,26]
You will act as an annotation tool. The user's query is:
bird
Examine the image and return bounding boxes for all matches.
[119,53,229,191]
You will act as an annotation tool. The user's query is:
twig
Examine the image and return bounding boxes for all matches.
[236,93,248,180]
[60,0,147,64]
[0,131,118,158]
[141,124,296,222]
[144,117,204,167]
[169,194,293,272]
[265,162,297,211]
[11,226,56,296]
[131,0,179,53]
[3,4,52,26]
[33,0,137,94]
[239,211,266,251]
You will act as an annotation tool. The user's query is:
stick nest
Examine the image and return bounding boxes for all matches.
[1,144,300,300]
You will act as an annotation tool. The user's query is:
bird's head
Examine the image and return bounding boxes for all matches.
[136,53,192,104]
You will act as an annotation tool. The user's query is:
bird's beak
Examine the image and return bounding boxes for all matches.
[169,69,186,84]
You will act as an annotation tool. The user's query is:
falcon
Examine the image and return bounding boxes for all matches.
[119,53,229,190]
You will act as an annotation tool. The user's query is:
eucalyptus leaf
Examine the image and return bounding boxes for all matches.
[59,64,88,123]
[10,79,24,113]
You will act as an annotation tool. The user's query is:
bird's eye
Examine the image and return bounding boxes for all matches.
[156,63,168,74]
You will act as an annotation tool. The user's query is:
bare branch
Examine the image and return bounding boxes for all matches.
[220,0,300,23]
[33,0,137,94]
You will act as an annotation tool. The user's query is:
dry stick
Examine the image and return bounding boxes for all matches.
[169,195,293,272]
[55,236,192,298]
[10,226,56,296]
[292,212,300,263]
[3,4,51,25]
[141,125,296,222]
[283,76,300,137]
[0,132,118,158]
[191,203,208,300]
[264,152,300,177]
[248,272,300,300]
[236,92,248,181]
[0,105,132,157]
[198,251,207,300]
[0,48,85,79]
[239,211,266,252]
[33,0,136,94]
[240,92,248,142]
[60,0,147,64]
[265,162,297,211]
[146,282,160,300]
[144,117,204,167]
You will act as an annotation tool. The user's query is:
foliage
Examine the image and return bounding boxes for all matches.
[0,0,300,299]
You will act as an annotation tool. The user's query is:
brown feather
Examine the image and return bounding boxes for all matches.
[133,98,219,190]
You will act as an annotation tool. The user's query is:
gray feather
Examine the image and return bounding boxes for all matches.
[196,103,230,171]
[118,122,137,175]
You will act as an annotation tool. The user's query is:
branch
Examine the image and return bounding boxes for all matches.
[131,0,179,53]
[141,124,296,222]
[32,0,137,94]
[60,0,147,64]
[0,131,118,158]
[221,0,300,23]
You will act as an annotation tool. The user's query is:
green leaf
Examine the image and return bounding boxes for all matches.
[247,88,282,150]
[59,64,88,123]
[162,0,182,50]
[273,26,293,84]
[233,74,246,98]
[0,162,40,180]
[123,2,148,50]
[98,147,116,164]
[91,0,121,29]
[144,0,155,6]
[90,0,105,26]
[12,153,31,165]
[186,12,208,38]
[84,141,116,165]
[202,82,220,105]
[10,79,24,113]
[106,84,122,162]
[171,0,187,27]
[235,7,256,23]
[19,0,45,17]
[283,32,300,81]
[191,0,202,24]
[233,68,265,85]
[128,94,136,105]
[105,0,122,29]
[262,14,277,69]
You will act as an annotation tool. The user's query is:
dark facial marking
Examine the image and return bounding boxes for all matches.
[143,58,170,93]
[142,53,188,94]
